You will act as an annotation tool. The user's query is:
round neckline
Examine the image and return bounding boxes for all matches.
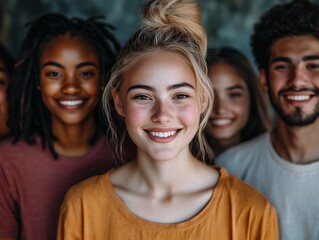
[267,132,319,173]
[102,167,226,231]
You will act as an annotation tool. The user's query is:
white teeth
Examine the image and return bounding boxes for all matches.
[149,130,177,138]
[286,95,310,101]
[212,119,232,126]
[59,100,84,106]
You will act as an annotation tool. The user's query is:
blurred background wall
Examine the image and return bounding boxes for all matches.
[1,0,318,66]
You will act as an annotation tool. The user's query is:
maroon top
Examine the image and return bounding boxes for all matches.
[0,137,118,240]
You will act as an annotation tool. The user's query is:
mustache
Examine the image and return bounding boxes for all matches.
[278,87,319,96]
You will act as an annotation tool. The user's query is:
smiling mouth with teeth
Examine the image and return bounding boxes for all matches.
[285,95,311,101]
[59,100,85,106]
[211,119,232,126]
[148,130,177,138]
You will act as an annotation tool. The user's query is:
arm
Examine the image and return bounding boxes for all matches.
[57,190,82,240]
[262,206,279,240]
[0,161,18,239]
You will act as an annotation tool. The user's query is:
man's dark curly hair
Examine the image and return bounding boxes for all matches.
[251,0,319,71]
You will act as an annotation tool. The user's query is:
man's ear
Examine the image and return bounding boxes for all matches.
[112,89,125,117]
[259,69,268,93]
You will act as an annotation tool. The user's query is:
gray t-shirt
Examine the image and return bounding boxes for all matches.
[216,132,319,240]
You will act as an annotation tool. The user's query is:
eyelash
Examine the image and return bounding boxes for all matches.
[133,94,152,100]
[46,72,62,78]
[132,93,190,101]
[80,71,95,78]
[173,94,189,99]
[229,92,242,99]
[45,71,96,79]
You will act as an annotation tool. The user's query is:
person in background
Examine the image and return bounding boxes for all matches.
[57,0,278,239]
[216,1,319,239]
[0,43,14,140]
[0,13,124,240]
[205,47,271,157]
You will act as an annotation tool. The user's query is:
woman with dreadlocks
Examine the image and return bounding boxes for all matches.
[0,43,14,140]
[0,13,126,240]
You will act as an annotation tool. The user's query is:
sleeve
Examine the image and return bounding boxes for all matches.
[57,189,83,240]
[262,205,279,240]
[247,200,279,240]
[0,161,18,238]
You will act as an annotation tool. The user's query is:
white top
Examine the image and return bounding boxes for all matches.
[216,132,319,240]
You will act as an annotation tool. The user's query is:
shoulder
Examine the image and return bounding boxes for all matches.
[216,168,279,238]
[0,137,48,164]
[0,138,33,162]
[219,168,276,215]
[66,174,106,197]
[62,172,112,206]
[216,133,269,166]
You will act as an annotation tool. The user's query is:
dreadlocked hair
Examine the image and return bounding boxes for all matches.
[251,0,319,71]
[0,43,14,80]
[9,13,120,159]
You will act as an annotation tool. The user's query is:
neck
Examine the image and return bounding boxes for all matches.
[207,135,240,157]
[131,149,205,196]
[51,116,97,156]
[271,118,319,164]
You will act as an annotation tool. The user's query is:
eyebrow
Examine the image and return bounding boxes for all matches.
[271,57,291,64]
[167,82,194,90]
[303,55,319,61]
[127,82,194,93]
[227,84,245,91]
[271,55,319,64]
[41,61,97,69]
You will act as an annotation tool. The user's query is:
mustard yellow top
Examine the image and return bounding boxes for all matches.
[57,167,279,240]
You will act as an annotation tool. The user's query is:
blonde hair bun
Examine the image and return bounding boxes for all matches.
[142,0,206,55]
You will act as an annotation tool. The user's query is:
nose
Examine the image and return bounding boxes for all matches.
[151,100,173,123]
[213,94,227,116]
[61,74,81,95]
[289,63,309,88]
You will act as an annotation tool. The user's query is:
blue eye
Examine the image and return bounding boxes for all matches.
[173,94,189,99]
[134,95,152,100]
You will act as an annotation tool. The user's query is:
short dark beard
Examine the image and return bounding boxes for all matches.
[268,88,319,126]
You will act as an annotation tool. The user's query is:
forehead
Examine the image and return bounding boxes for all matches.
[208,62,247,88]
[270,34,319,61]
[123,51,196,88]
[40,36,98,60]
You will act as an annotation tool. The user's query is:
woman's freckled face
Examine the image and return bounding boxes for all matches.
[113,52,205,161]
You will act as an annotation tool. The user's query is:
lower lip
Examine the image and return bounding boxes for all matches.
[146,130,179,143]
